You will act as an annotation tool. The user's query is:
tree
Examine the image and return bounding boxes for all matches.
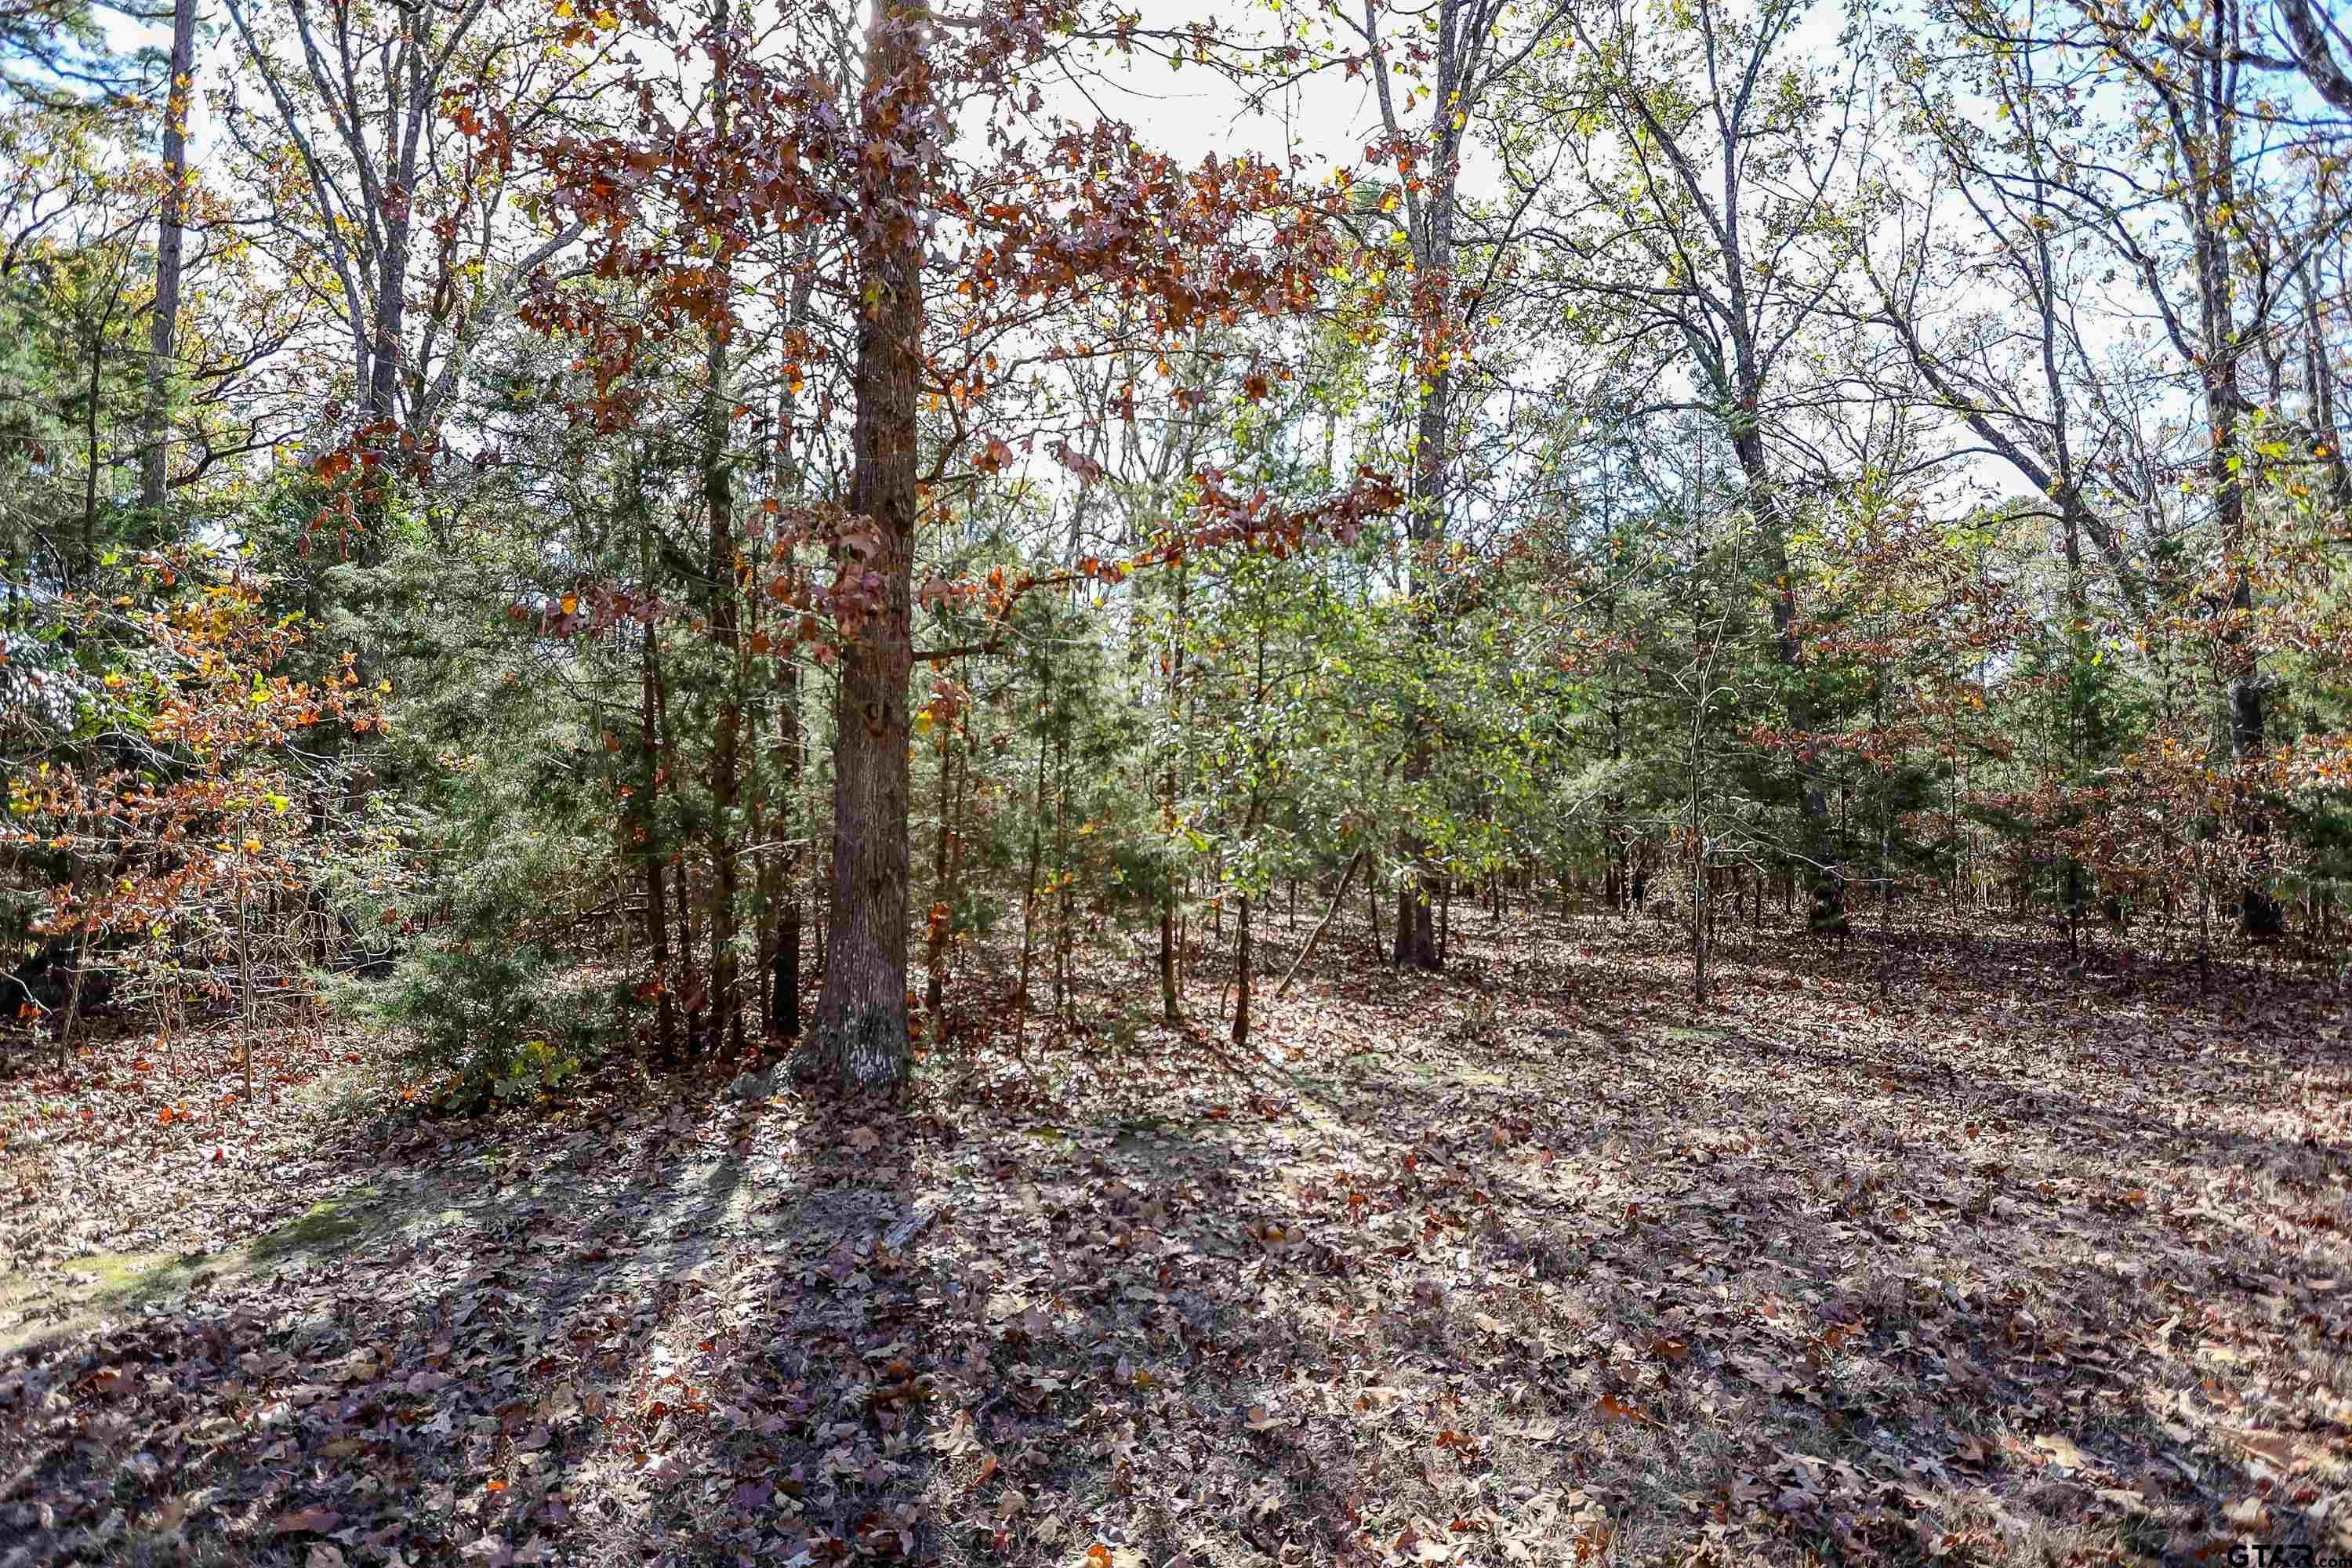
[2,0,158,109]
[1313,0,1570,968]
[525,0,1384,1089]
[4,551,386,1079]
[1940,0,2352,932]
[136,0,196,515]
[808,0,929,1087]
[218,0,593,452]
[1508,0,1869,931]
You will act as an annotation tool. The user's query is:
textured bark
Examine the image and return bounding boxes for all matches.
[1389,306,1448,971]
[2179,44,2280,938]
[1158,903,1180,1023]
[701,26,743,1054]
[925,735,957,1025]
[2280,0,2352,113]
[1393,885,1434,968]
[1231,891,1252,1047]
[2309,286,2352,510]
[641,617,677,1062]
[773,651,803,1039]
[769,242,816,1042]
[1052,726,1072,1021]
[1015,666,1051,1027]
[139,0,197,514]
[795,0,926,1093]
[1363,0,1476,974]
[1159,562,1187,1023]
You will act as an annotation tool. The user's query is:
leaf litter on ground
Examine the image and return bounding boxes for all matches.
[1,908,2348,1567]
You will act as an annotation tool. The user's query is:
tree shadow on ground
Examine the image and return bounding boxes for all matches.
[0,1090,906,1566]
[6,909,2350,1568]
[1174,910,2352,1561]
[0,1078,1369,1568]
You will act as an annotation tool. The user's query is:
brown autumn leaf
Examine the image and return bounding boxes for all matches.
[2034,1433,2089,1470]
[2241,1431,2301,1471]
[1595,1393,1657,1428]
[272,1508,340,1537]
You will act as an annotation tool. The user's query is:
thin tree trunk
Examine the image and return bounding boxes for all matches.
[701,125,743,1054]
[1017,654,1051,1033]
[1054,724,1071,1022]
[81,326,104,579]
[641,608,677,1061]
[774,655,803,1038]
[1277,848,1365,999]
[1159,559,1187,1024]
[1232,889,1252,1047]
[653,624,697,1041]
[926,731,956,1025]
[140,0,198,514]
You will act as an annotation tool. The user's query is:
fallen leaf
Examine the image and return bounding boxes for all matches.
[2225,1497,2270,1530]
[273,1508,340,1537]
[2242,1432,2300,1472]
[2034,1433,2089,1470]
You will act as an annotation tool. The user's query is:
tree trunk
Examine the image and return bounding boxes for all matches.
[1276,848,1365,999]
[1053,724,1071,1022]
[1159,559,1187,1024]
[1016,660,1051,1029]
[81,325,104,580]
[2201,251,2280,937]
[701,31,743,1053]
[768,249,812,1042]
[1231,890,1252,1047]
[1385,6,1463,975]
[1734,425,1839,934]
[926,731,956,1026]
[140,0,198,514]
[641,586,677,1059]
[774,655,804,1038]
[1395,878,1435,968]
[795,0,927,1091]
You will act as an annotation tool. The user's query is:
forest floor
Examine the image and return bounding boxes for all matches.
[2,906,2349,1568]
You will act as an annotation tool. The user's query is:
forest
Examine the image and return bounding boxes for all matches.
[2,0,2351,1561]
